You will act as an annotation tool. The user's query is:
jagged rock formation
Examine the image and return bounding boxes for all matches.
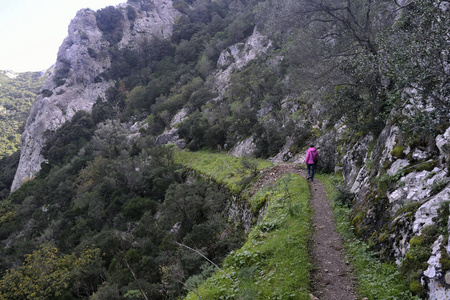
[340,121,450,298]
[213,28,272,99]
[156,27,273,155]
[11,0,180,191]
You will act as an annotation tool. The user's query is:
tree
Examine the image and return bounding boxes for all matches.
[124,85,151,117]
[89,120,134,158]
[256,0,401,132]
[161,181,228,239]
[0,244,103,299]
[0,151,20,199]
[42,111,96,164]
[380,0,450,137]
[96,6,124,44]
[258,0,396,55]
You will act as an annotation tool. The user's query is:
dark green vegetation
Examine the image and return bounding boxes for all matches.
[1,128,256,298]
[96,0,298,158]
[0,0,448,298]
[89,0,449,165]
[0,152,20,200]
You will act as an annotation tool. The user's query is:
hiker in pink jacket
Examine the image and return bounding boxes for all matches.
[305,145,319,181]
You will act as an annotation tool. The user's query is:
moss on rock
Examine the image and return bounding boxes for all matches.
[391,145,406,159]
[416,160,437,172]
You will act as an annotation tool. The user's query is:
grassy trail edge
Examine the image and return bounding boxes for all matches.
[184,173,313,299]
[316,174,421,300]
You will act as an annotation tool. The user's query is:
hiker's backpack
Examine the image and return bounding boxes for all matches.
[313,153,319,165]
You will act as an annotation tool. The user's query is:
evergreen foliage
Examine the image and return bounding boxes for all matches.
[0,152,20,200]
[0,71,47,199]
[380,0,450,140]
[96,6,124,44]
[0,244,103,299]
[0,120,262,299]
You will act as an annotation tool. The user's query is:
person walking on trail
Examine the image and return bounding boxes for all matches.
[305,145,319,181]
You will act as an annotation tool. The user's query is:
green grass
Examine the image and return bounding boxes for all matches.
[316,174,421,300]
[184,174,313,299]
[174,150,273,194]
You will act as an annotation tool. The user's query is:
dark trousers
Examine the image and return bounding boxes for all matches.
[307,163,315,179]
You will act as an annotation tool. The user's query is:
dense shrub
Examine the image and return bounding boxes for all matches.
[0,151,20,200]
[42,111,96,165]
[96,6,124,44]
[53,58,71,87]
[178,112,209,150]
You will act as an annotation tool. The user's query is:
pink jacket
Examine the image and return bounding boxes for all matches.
[305,147,318,164]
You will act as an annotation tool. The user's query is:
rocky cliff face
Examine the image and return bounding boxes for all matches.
[11,0,180,191]
[339,120,450,298]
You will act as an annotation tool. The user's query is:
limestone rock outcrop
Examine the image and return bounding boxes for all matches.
[338,121,450,298]
[214,28,272,99]
[11,0,180,191]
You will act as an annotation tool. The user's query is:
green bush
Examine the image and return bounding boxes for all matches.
[123,197,157,221]
[96,6,124,44]
[0,151,20,200]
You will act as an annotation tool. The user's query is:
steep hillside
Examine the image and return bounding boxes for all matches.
[0,70,47,199]
[0,70,47,157]
[2,0,450,298]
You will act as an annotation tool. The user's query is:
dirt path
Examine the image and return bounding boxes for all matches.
[252,164,358,300]
[308,179,358,300]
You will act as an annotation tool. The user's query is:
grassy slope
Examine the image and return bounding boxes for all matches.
[174,150,273,194]
[175,150,312,299]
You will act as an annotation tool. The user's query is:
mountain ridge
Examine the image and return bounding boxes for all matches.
[11,0,180,191]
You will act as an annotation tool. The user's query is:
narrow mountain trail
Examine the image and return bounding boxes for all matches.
[252,164,358,300]
[308,177,358,300]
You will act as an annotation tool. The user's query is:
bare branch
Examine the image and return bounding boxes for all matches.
[115,254,149,300]
[173,241,240,289]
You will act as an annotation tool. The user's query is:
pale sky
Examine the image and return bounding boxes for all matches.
[0,0,126,72]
